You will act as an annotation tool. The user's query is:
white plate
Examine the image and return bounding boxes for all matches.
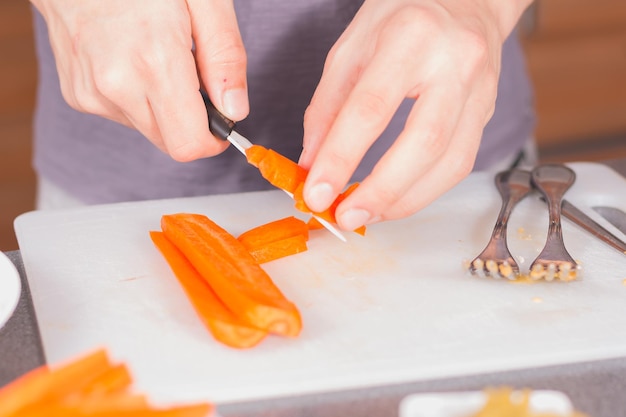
[399,390,574,417]
[0,251,21,329]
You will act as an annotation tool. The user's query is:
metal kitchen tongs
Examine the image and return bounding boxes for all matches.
[470,164,626,281]
[200,91,347,242]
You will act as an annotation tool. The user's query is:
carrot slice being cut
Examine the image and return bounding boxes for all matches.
[237,216,309,263]
[150,231,268,349]
[245,145,307,194]
[161,214,302,337]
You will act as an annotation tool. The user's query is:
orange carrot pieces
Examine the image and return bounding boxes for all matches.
[294,182,366,236]
[77,362,133,397]
[243,234,309,264]
[245,144,269,167]
[150,231,268,349]
[0,348,213,417]
[161,214,302,337]
[238,216,309,247]
[245,145,308,194]
[306,217,324,230]
[237,216,309,263]
[0,349,112,415]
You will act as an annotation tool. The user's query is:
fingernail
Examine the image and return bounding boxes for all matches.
[338,209,372,231]
[306,182,335,212]
[222,88,249,120]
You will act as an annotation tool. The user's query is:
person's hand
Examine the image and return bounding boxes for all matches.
[299,0,533,231]
[30,0,249,161]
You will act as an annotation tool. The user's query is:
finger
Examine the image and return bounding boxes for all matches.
[303,41,420,213]
[375,97,486,220]
[333,84,467,230]
[299,39,365,168]
[145,49,228,161]
[187,0,248,121]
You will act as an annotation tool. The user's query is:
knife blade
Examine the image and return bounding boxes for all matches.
[200,91,347,242]
[592,206,626,235]
[560,199,626,255]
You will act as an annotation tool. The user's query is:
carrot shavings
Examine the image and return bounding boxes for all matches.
[150,231,268,348]
[161,213,302,337]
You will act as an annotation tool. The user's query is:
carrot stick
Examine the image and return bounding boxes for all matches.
[73,362,133,398]
[245,145,307,194]
[245,144,269,168]
[243,234,308,264]
[237,216,309,263]
[237,216,309,246]
[0,349,112,415]
[161,214,302,337]
[294,182,366,235]
[32,402,212,417]
[150,231,268,348]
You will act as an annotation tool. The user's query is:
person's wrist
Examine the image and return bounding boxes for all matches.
[481,0,535,40]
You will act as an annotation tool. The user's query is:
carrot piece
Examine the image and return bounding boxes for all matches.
[150,231,268,348]
[161,214,302,337]
[245,144,269,167]
[237,216,309,263]
[245,145,307,194]
[0,349,112,415]
[294,182,366,235]
[244,234,308,264]
[237,216,309,246]
[306,217,324,230]
[34,402,212,417]
[0,348,213,417]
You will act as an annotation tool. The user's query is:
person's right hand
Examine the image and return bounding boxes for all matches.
[30,0,249,161]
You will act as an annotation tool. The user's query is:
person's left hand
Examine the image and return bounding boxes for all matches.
[298,0,532,231]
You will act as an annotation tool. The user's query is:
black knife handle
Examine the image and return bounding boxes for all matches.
[200,90,235,141]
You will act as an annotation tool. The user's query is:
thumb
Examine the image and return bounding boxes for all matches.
[186,0,249,121]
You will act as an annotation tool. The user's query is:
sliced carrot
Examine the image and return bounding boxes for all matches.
[243,234,308,264]
[294,182,366,235]
[237,216,309,263]
[0,348,213,417]
[245,144,269,167]
[0,349,112,415]
[161,214,302,337]
[306,217,324,230]
[33,402,212,417]
[237,216,309,246]
[150,231,268,348]
[245,145,307,194]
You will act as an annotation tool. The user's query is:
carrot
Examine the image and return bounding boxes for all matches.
[237,216,309,263]
[306,217,324,230]
[0,348,213,417]
[245,145,307,194]
[243,234,308,264]
[161,214,302,337]
[0,349,111,415]
[237,216,308,247]
[294,182,366,235]
[40,402,212,417]
[150,231,268,349]
[246,144,366,236]
[245,144,269,167]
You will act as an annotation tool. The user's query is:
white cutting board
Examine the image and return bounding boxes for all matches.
[14,162,626,406]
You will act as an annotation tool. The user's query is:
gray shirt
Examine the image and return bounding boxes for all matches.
[32,1,535,204]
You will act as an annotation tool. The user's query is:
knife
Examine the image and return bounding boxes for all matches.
[200,91,347,242]
[560,200,626,255]
[593,206,626,235]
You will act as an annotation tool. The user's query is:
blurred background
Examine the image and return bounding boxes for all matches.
[1,0,626,251]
